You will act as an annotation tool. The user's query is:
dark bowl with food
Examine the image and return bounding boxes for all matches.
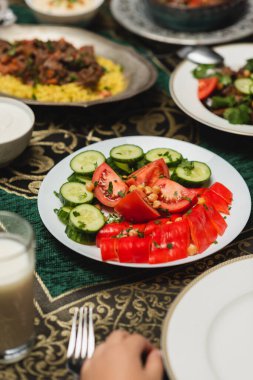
[144,0,247,32]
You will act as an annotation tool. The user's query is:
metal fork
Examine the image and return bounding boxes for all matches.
[67,306,95,375]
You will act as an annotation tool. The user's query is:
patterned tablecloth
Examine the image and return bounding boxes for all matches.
[0,1,253,379]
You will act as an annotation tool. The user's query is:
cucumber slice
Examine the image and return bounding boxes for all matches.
[65,224,96,244]
[234,78,253,94]
[59,182,93,207]
[70,150,105,175]
[67,173,92,186]
[172,161,211,187]
[145,148,182,167]
[106,157,133,175]
[110,144,144,163]
[68,204,105,236]
[57,206,72,225]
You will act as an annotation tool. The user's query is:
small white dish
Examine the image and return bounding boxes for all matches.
[0,97,35,167]
[170,43,253,136]
[162,255,253,380]
[37,135,251,268]
[24,0,104,25]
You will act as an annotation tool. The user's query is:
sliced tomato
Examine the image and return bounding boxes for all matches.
[117,236,151,263]
[115,189,160,223]
[203,188,230,215]
[92,163,128,208]
[96,222,130,247]
[149,220,189,263]
[209,182,233,204]
[125,158,169,188]
[198,77,218,100]
[203,199,227,236]
[154,178,197,214]
[100,237,119,261]
[185,205,211,253]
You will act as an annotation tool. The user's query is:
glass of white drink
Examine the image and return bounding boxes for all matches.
[0,211,35,364]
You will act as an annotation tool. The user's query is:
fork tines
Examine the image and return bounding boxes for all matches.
[67,306,95,372]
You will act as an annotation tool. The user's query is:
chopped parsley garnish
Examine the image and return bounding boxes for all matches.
[78,221,86,229]
[167,243,173,249]
[106,213,122,224]
[54,191,60,198]
[73,211,80,217]
[118,190,125,198]
[108,181,113,195]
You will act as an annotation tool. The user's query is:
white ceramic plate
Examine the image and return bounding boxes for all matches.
[170,43,253,136]
[0,25,156,107]
[111,0,253,46]
[37,136,251,268]
[162,255,253,380]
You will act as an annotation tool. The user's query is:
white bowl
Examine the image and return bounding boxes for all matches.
[24,0,105,25]
[0,97,35,168]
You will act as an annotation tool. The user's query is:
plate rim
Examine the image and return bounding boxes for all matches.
[0,24,157,107]
[161,254,253,380]
[110,0,253,46]
[170,42,253,137]
[37,135,251,268]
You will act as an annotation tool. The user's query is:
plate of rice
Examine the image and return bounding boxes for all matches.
[0,25,157,107]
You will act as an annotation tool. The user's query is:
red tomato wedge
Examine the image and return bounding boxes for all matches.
[115,189,160,223]
[96,222,130,247]
[154,178,197,213]
[198,77,218,100]
[209,182,233,204]
[185,205,211,253]
[149,220,190,263]
[92,163,128,208]
[203,199,227,236]
[125,158,169,188]
[203,188,230,215]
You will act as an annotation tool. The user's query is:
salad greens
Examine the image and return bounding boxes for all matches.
[193,58,253,125]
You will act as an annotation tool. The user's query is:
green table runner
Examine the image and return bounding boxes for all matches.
[0,2,252,379]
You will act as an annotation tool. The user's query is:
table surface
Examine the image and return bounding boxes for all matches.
[0,1,253,379]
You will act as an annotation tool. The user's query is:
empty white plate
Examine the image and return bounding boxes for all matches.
[162,255,253,380]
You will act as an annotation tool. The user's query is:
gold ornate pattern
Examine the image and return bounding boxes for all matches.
[0,123,79,198]
[0,90,196,199]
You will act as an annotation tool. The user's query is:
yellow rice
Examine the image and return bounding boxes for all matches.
[0,56,126,103]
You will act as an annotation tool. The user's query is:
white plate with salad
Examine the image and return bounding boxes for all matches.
[170,43,253,136]
[37,136,251,268]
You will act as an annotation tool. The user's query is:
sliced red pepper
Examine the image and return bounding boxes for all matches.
[203,199,227,236]
[115,189,160,223]
[117,236,151,263]
[100,238,119,262]
[209,182,233,204]
[149,220,190,263]
[203,188,230,215]
[96,222,130,247]
[185,205,210,253]
[144,218,171,235]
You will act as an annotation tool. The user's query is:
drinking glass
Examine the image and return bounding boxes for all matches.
[0,211,35,364]
[0,0,8,23]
